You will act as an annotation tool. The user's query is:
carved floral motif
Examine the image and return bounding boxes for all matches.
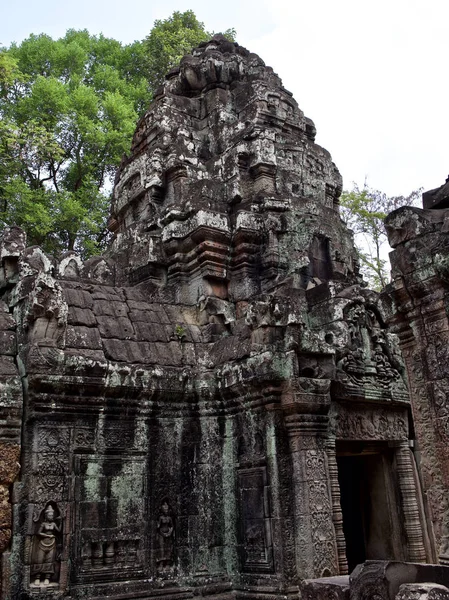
[31,426,70,505]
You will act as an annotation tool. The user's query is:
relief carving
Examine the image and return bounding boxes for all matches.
[263,214,287,272]
[31,502,62,588]
[156,499,175,572]
[329,405,408,441]
[74,427,95,449]
[305,450,327,480]
[37,427,70,451]
[83,539,141,569]
[103,425,134,449]
[427,486,449,559]
[335,301,408,398]
[304,449,337,577]
[313,540,338,579]
[238,467,274,572]
[31,427,70,504]
[25,274,68,348]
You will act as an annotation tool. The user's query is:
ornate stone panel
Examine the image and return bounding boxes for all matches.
[329,403,409,441]
[73,455,147,582]
[237,466,274,573]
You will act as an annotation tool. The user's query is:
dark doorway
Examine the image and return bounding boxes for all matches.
[337,446,405,573]
[337,455,366,571]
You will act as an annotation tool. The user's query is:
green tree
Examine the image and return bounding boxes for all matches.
[340,184,422,290]
[145,10,236,91]
[0,30,150,256]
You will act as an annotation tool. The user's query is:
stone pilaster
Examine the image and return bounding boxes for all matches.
[285,414,338,579]
[325,437,348,575]
[395,442,427,562]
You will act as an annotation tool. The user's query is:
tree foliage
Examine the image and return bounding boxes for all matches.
[0,30,150,256]
[0,12,236,257]
[340,184,422,290]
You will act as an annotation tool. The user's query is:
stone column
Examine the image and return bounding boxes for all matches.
[325,437,348,575]
[395,441,427,562]
[285,414,338,579]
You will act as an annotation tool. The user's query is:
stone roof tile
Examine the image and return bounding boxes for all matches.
[92,300,129,318]
[66,325,102,350]
[96,316,135,340]
[134,322,168,342]
[67,306,96,327]
[62,287,93,310]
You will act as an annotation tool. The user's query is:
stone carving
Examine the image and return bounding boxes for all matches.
[30,426,70,506]
[329,405,409,441]
[334,300,408,400]
[156,499,175,572]
[74,427,95,449]
[325,438,348,575]
[306,453,337,578]
[349,561,390,600]
[58,252,83,279]
[31,502,62,587]
[82,257,114,284]
[237,467,274,572]
[395,443,427,562]
[102,424,135,449]
[438,495,449,559]
[25,274,68,342]
[85,539,141,568]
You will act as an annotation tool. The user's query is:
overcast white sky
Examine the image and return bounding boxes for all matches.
[2,0,448,197]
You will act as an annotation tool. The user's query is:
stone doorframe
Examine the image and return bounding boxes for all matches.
[325,435,431,575]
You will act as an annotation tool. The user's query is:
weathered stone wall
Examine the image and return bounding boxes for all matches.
[384,191,449,563]
[0,228,25,600]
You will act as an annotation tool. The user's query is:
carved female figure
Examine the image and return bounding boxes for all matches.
[31,503,61,586]
[156,500,175,570]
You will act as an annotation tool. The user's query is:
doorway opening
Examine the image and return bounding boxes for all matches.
[336,442,406,573]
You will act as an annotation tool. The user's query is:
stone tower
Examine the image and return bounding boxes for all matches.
[0,36,432,600]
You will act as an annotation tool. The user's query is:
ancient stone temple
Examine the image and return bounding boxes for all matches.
[0,36,441,600]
